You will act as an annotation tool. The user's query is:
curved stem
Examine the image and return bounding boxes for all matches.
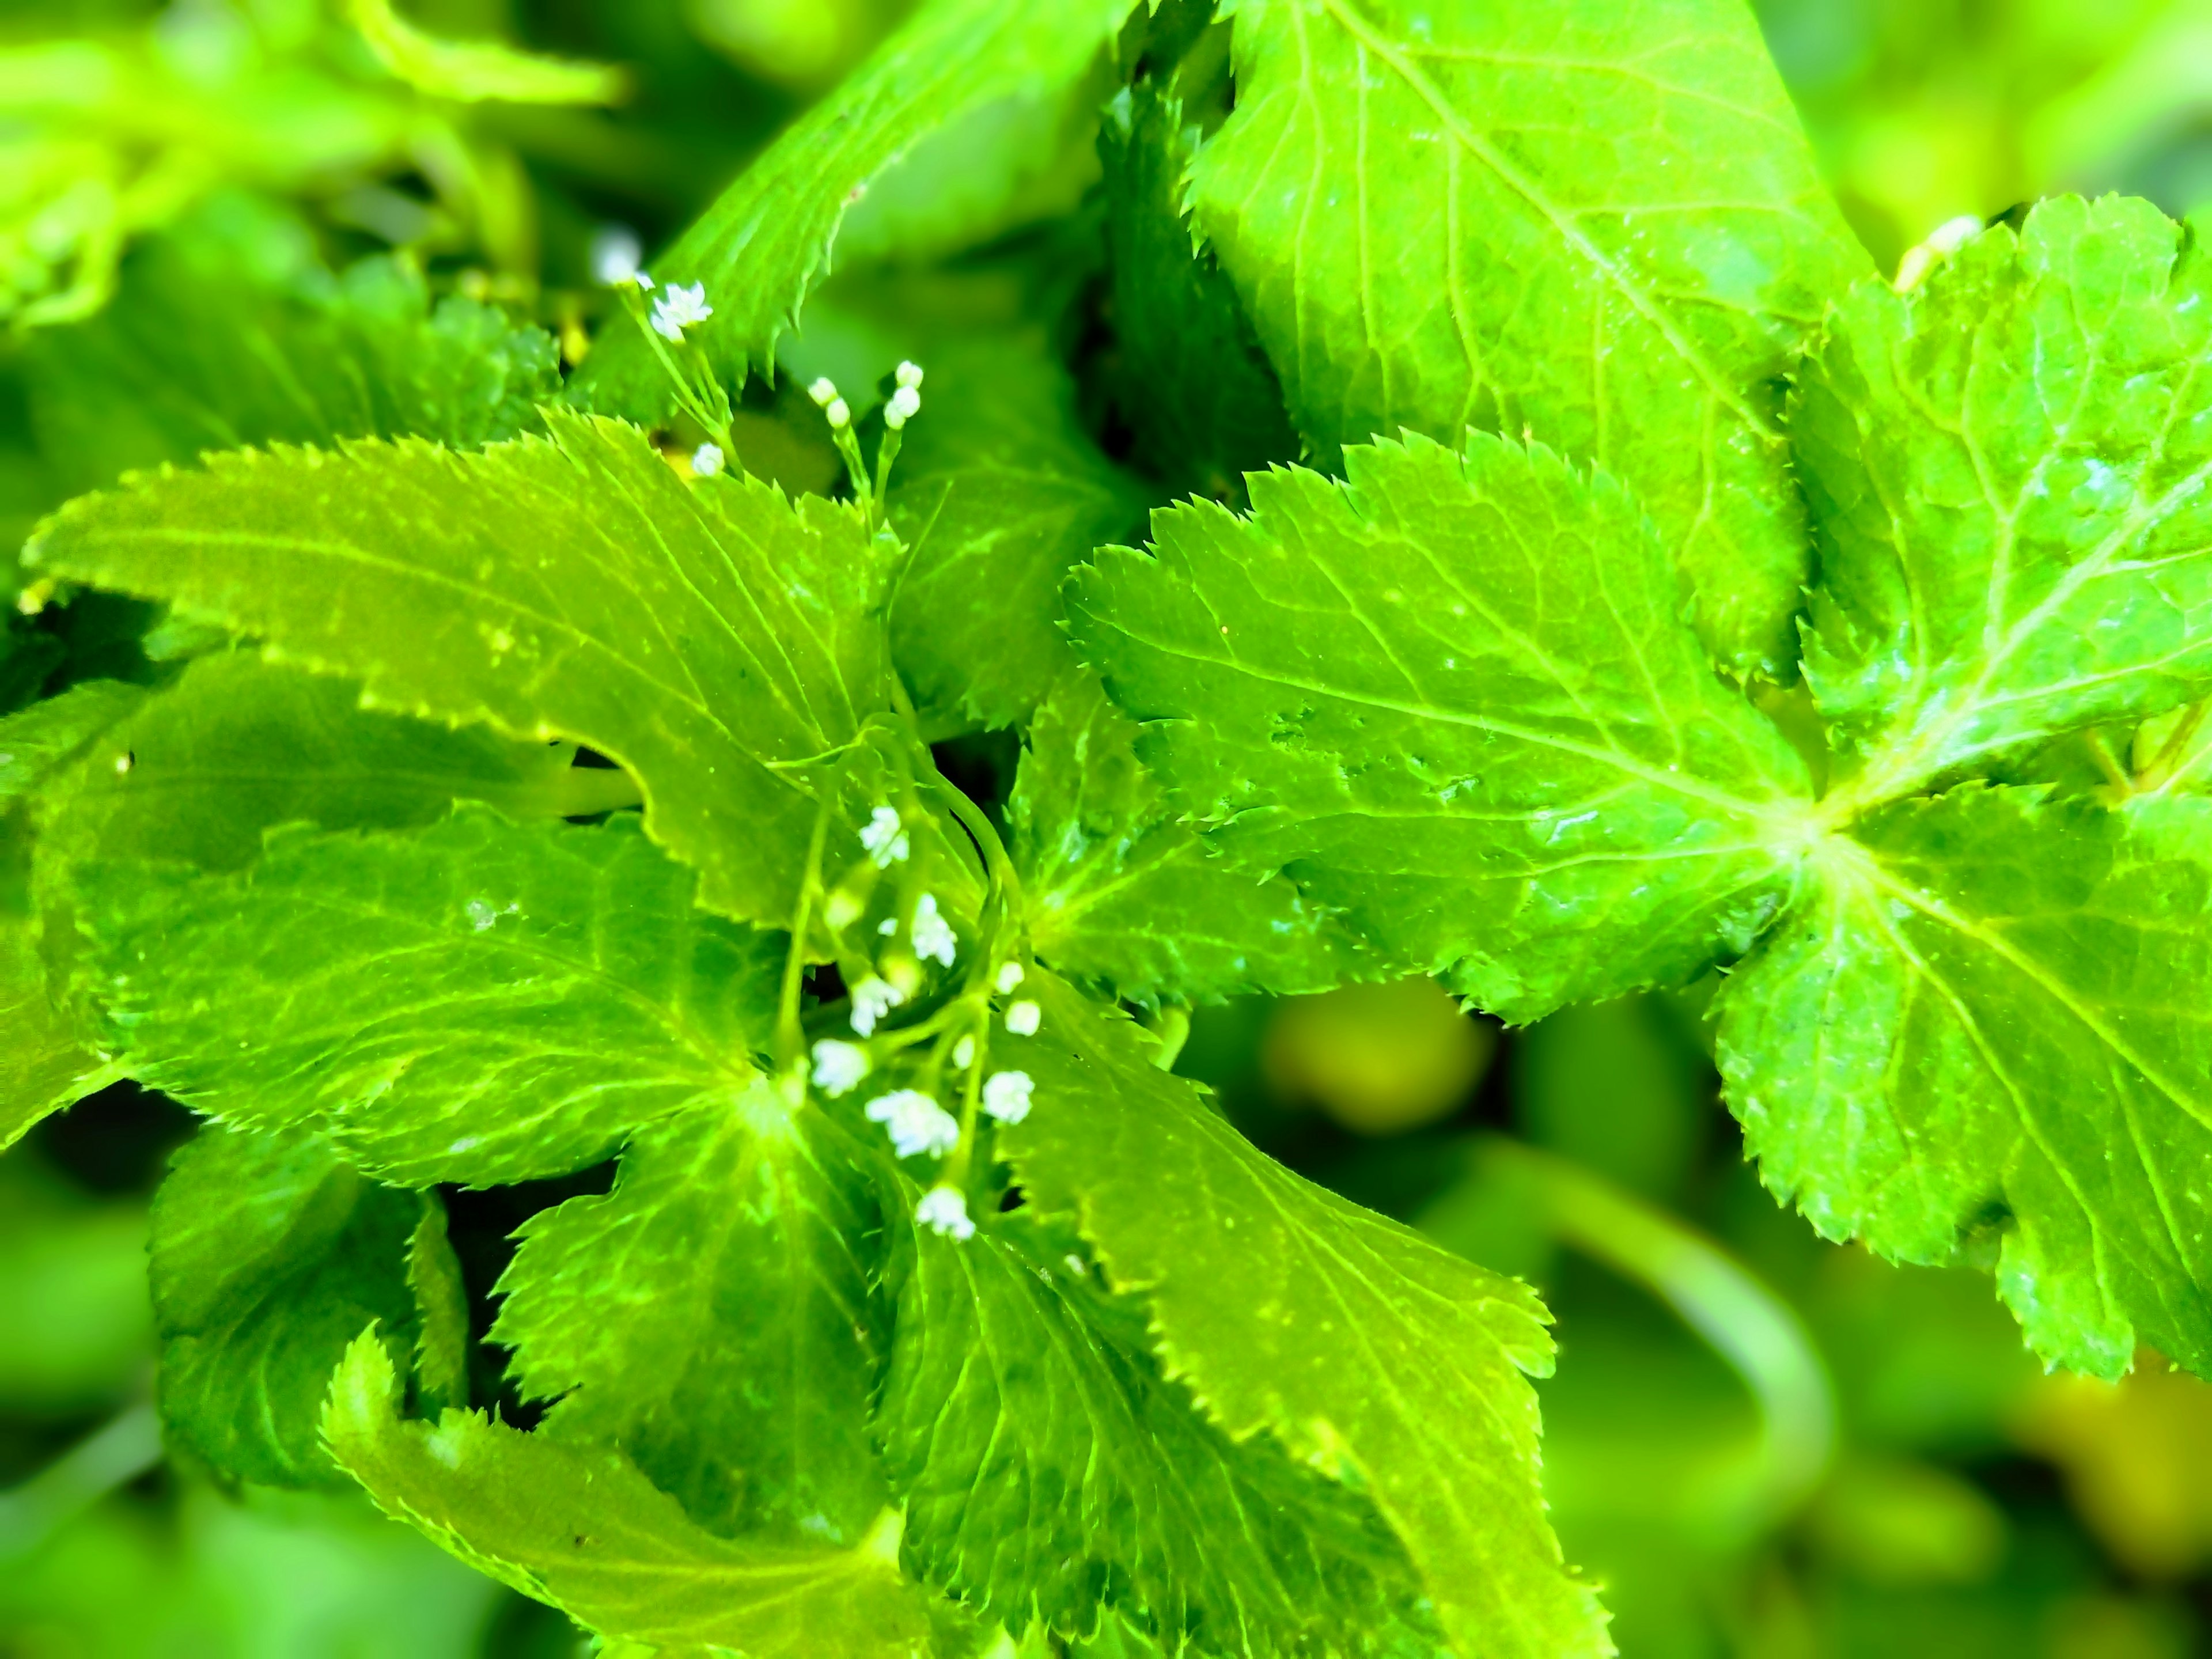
[1479,1138,1837,1525]
[0,1400,163,1562]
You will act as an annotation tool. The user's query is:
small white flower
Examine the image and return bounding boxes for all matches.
[826,396,852,430]
[807,376,839,408]
[910,892,956,968]
[1004,999,1041,1037]
[994,961,1025,994]
[884,384,922,431]
[690,442,724,477]
[916,1184,975,1241]
[865,1089,960,1160]
[649,281,712,342]
[859,805,909,868]
[895,359,924,391]
[877,916,898,937]
[849,975,906,1036]
[810,1039,870,1097]
[950,1035,975,1071]
[589,225,642,287]
[982,1070,1033,1124]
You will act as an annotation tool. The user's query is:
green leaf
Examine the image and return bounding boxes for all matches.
[407,1195,472,1415]
[36,652,616,875]
[1010,667,1366,1003]
[24,204,557,499]
[0,677,145,805]
[1718,785,2212,1380]
[151,1123,421,1488]
[1069,432,1814,1023]
[323,1334,972,1659]
[1099,83,1300,502]
[878,1195,1452,1654]
[26,410,889,926]
[1798,198,2212,800]
[74,809,785,1185]
[1188,0,1869,673]
[887,335,1152,733]
[994,972,1609,1659]
[343,0,628,105]
[493,1085,889,1543]
[571,0,1136,415]
[0,909,116,1154]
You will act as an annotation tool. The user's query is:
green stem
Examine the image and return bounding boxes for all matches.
[0,1402,162,1562]
[774,797,835,1073]
[1479,1138,1836,1527]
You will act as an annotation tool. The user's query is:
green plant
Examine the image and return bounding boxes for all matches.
[5,0,2211,1655]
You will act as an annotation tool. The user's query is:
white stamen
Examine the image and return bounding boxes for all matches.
[649,281,712,342]
[865,1089,960,1160]
[982,1070,1033,1124]
[910,893,956,968]
[994,961,1025,994]
[690,442,724,477]
[826,396,852,430]
[849,975,906,1036]
[807,376,839,407]
[884,385,921,430]
[895,360,924,391]
[810,1040,870,1097]
[916,1184,975,1240]
[1004,1000,1041,1037]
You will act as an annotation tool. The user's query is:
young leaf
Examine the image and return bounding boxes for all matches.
[994,972,1611,1659]
[36,652,616,874]
[150,1123,421,1489]
[571,0,1137,416]
[24,212,556,498]
[1798,198,2212,800]
[1099,83,1301,502]
[1188,0,1870,672]
[493,1087,889,1544]
[1010,666,1366,1003]
[73,809,785,1186]
[1069,432,1815,1023]
[407,1196,472,1416]
[26,411,889,926]
[887,335,1152,734]
[1718,786,2212,1380]
[323,1334,971,1659]
[877,1198,1452,1654]
[0,677,145,805]
[0,910,117,1153]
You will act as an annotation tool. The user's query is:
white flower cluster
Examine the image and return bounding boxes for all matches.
[910,893,956,968]
[982,1070,1033,1124]
[808,376,852,431]
[650,281,712,342]
[866,1088,960,1160]
[1004,1000,1041,1037]
[916,1184,974,1240]
[590,225,645,287]
[849,975,905,1036]
[885,360,924,431]
[810,1039,869,1097]
[860,805,909,869]
[691,442,724,477]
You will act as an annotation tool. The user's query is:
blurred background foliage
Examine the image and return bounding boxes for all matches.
[9,1,2212,1656]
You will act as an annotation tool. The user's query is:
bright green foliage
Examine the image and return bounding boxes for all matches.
[71,810,784,1185]
[0,912,115,1153]
[998,973,1608,1659]
[886,336,1150,732]
[26,410,890,926]
[573,0,1135,415]
[1190,0,1870,672]
[406,1199,472,1416]
[0,677,143,805]
[1796,197,2212,796]
[22,205,557,499]
[493,1090,889,1543]
[877,1197,1449,1654]
[37,653,618,875]
[1718,786,2212,1380]
[323,1335,971,1659]
[342,0,628,107]
[150,1124,421,1488]
[1070,432,1815,1023]
[1010,668,1365,1003]
[1099,84,1299,502]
